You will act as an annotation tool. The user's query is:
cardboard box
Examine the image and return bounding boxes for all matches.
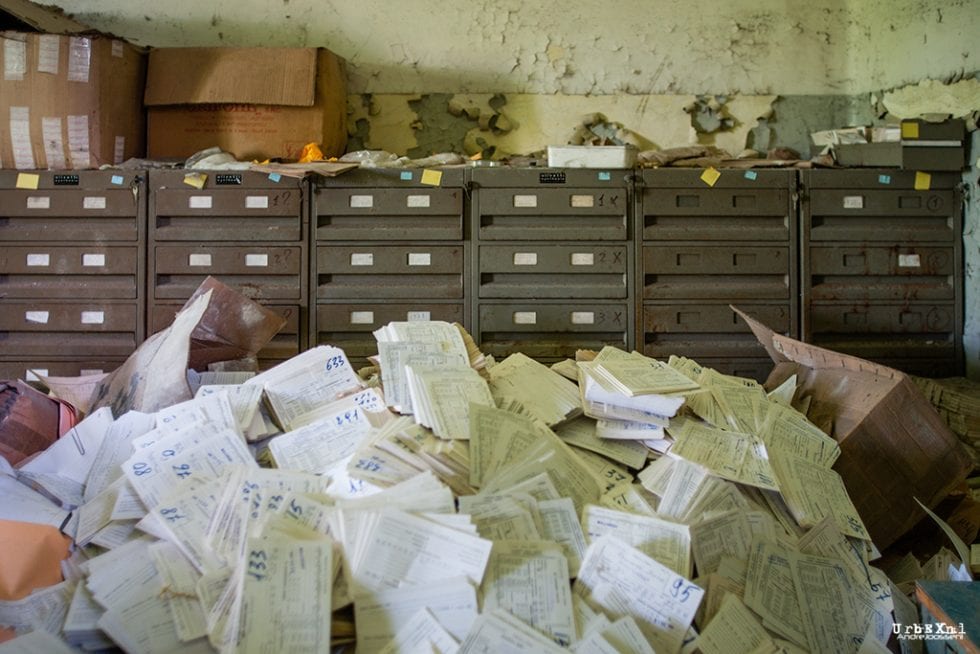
[144,47,346,161]
[735,306,973,549]
[547,145,637,168]
[0,32,146,169]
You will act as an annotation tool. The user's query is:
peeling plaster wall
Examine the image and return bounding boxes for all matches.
[42,0,977,96]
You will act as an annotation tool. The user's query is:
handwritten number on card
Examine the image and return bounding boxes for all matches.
[172,463,192,479]
[670,578,696,603]
[160,507,184,523]
[247,549,268,581]
[324,355,344,371]
[132,461,151,476]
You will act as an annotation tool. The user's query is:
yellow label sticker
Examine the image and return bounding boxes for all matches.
[901,122,919,139]
[15,173,39,190]
[700,167,721,187]
[914,171,931,191]
[183,172,207,189]
[420,169,443,186]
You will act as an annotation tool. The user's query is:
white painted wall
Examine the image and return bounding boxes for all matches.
[42,0,978,95]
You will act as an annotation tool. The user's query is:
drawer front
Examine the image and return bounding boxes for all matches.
[640,187,789,217]
[152,246,303,301]
[640,168,795,189]
[642,246,790,300]
[808,246,956,301]
[476,186,627,241]
[477,302,629,360]
[0,246,140,299]
[0,302,138,357]
[641,213,791,242]
[478,244,628,299]
[0,183,142,241]
[0,358,127,382]
[314,185,464,241]
[316,245,463,300]
[809,303,956,334]
[642,303,791,334]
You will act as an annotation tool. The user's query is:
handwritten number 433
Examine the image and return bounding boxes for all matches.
[247,550,268,582]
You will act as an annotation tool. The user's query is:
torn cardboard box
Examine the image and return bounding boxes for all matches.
[735,305,973,549]
[144,47,347,161]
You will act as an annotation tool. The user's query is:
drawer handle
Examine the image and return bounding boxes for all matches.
[81,310,105,325]
[513,311,537,325]
[188,195,212,209]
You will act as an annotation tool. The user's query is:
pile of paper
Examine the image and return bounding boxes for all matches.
[913,375,980,466]
[0,324,966,654]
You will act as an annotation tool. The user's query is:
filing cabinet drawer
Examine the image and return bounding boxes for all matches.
[480,303,628,333]
[642,246,789,300]
[152,246,303,300]
[640,187,789,217]
[478,244,628,299]
[808,246,956,301]
[643,246,788,275]
[477,302,629,360]
[0,302,138,357]
[315,245,463,299]
[642,303,791,335]
[150,170,305,241]
[315,188,464,241]
[0,359,126,383]
[0,171,143,241]
[809,303,956,335]
[475,182,628,241]
[0,246,140,299]
[640,213,790,242]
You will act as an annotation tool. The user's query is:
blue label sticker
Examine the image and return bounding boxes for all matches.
[268,173,282,183]
[878,174,891,185]
[400,171,413,181]
[597,171,611,181]
[110,175,124,185]
[744,170,758,181]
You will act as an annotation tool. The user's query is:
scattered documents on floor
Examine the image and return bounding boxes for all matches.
[0,305,972,653]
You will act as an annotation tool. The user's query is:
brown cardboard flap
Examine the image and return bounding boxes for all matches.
[145,47,318,106]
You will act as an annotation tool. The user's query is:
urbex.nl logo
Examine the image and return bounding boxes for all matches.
[892,622,966,641]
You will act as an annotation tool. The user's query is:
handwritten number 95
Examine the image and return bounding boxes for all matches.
[670,578,696,603]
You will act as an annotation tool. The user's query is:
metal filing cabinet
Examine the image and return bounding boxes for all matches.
[637,169,798,381]
[148,170,308,368]
[470,168,633,362]
[312,168,468,367]
[801,170,963,376]
[0,170,146,381]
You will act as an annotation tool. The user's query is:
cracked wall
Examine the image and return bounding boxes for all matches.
[41,0,978,96]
